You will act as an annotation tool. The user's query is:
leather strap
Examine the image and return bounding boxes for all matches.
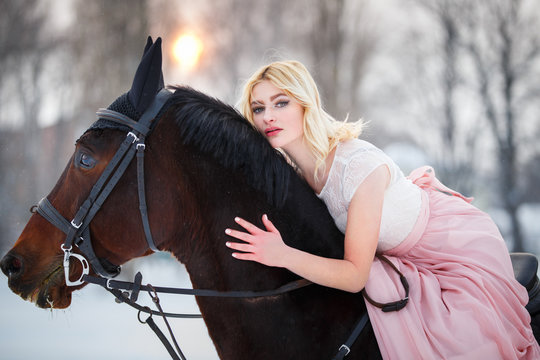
[136,142,159,251]
[362,255,409,312]
[144,316,183,360]
[332,312,369,360]
[95,109,151,135]
[85,272,313,300]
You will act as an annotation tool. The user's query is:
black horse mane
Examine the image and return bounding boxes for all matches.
[84,85,299,207]
[167,85,297,207]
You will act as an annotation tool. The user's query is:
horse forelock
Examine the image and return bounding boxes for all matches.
[167,86,295,208]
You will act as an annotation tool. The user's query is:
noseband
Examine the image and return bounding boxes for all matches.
[36,89,172,285]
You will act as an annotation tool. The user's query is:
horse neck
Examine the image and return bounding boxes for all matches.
[176,147,295,290]
[148,114,344,286]
[147,118,363,358]
[174,150,344,286]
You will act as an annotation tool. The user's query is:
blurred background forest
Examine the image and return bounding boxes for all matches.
[1,0,540,258]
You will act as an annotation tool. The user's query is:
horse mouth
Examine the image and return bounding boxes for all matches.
[14,264,72,309]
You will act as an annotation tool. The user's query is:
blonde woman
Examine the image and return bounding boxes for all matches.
[225,60,539,358]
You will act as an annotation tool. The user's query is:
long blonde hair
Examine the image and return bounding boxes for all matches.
[237,60,364,179]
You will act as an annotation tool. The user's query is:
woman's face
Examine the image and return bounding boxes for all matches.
[250,80,305,150]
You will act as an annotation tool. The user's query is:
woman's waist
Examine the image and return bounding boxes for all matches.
[377,179,423,252]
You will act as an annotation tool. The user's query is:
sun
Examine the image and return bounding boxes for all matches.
[172,34,203,69]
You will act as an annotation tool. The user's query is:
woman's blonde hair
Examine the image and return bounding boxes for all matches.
[237,60,363,180]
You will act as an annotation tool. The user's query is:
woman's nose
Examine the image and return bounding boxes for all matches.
[263,108,275,123]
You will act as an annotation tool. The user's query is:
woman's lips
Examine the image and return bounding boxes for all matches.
[265,127,282,136]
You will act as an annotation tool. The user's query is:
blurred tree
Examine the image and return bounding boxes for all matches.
[523,154,540,203]
[0,0,150,251]
[188,0,295,103]
[0,0,56,250]
[307,0,377,123]
[69,0,150,127]
[459,0,540,251]
[409,0,481,195]
[411,0,540,251]
[158,0,377,116]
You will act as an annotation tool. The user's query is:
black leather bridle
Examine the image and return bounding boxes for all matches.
[36,88,171,285]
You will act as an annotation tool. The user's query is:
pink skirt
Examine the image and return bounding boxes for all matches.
[364,166,540,359]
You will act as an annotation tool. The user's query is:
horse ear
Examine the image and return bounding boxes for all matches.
[141,36,164,89]
[128,37,164,114]
[143,36,153,55]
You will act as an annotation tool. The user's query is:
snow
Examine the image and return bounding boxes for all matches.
[0,254,219,359]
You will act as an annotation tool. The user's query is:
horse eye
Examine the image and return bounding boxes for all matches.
[78,153,96,169]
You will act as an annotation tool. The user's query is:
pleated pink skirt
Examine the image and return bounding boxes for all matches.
[364,166,540,359]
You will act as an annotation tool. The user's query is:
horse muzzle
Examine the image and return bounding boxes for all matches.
[1,250,75,309]
[1,251,24,280]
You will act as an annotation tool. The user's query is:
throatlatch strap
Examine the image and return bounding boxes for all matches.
[136,141,159,251]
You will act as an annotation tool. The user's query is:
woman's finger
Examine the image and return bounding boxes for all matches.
[234,217,263,234]
[262,214,280,234]
[225,228,254,243]
[225,241,255,253]
[231,252,257,262]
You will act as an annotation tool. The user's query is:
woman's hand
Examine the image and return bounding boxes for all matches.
[225,215,290,268]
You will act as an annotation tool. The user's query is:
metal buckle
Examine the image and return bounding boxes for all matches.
[136,143,146,150]
[339,344,350,356]
[71,219,82,229]
[127,132,139,143]
[61,245,90,287]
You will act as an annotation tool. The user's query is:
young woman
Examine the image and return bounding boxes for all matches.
[224,60,539,358]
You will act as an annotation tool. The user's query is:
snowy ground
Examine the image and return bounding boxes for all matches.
[0,254,219,360]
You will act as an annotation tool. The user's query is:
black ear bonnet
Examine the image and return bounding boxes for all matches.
[88,36,165,133]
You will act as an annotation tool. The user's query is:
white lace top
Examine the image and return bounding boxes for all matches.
[317,139,422,252]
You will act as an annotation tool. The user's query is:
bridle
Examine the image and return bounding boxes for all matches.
[32,88,405,359]
[36,88,170,285]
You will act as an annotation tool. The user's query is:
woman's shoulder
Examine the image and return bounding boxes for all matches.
[336,138,402,183]
[336,138,384,160]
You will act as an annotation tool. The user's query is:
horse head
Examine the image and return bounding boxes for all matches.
[0,37,168,309]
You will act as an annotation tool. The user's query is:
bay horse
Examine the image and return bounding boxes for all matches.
[0,38,381,359]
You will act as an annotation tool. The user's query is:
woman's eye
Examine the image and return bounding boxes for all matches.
[275,100,289,108]
[78,153,96,169]
[252,106,264,114]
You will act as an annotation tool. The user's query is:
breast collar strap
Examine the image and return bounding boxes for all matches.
[36,88,172,282]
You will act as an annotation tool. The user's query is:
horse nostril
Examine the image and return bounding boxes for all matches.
[0,253,23,277]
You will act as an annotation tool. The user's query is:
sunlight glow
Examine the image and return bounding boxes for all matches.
[172,34,203,69]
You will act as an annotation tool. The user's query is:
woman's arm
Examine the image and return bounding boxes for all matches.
[225,165,389,293]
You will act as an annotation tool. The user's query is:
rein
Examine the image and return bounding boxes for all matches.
[83,270,369,360]
[86,271,314,360]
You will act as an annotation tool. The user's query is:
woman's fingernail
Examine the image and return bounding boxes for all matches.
[232,253,237,258]
[225,229,231,235]
[225,242,230,247]
[235,217,240,222]
[263,214,268,220]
